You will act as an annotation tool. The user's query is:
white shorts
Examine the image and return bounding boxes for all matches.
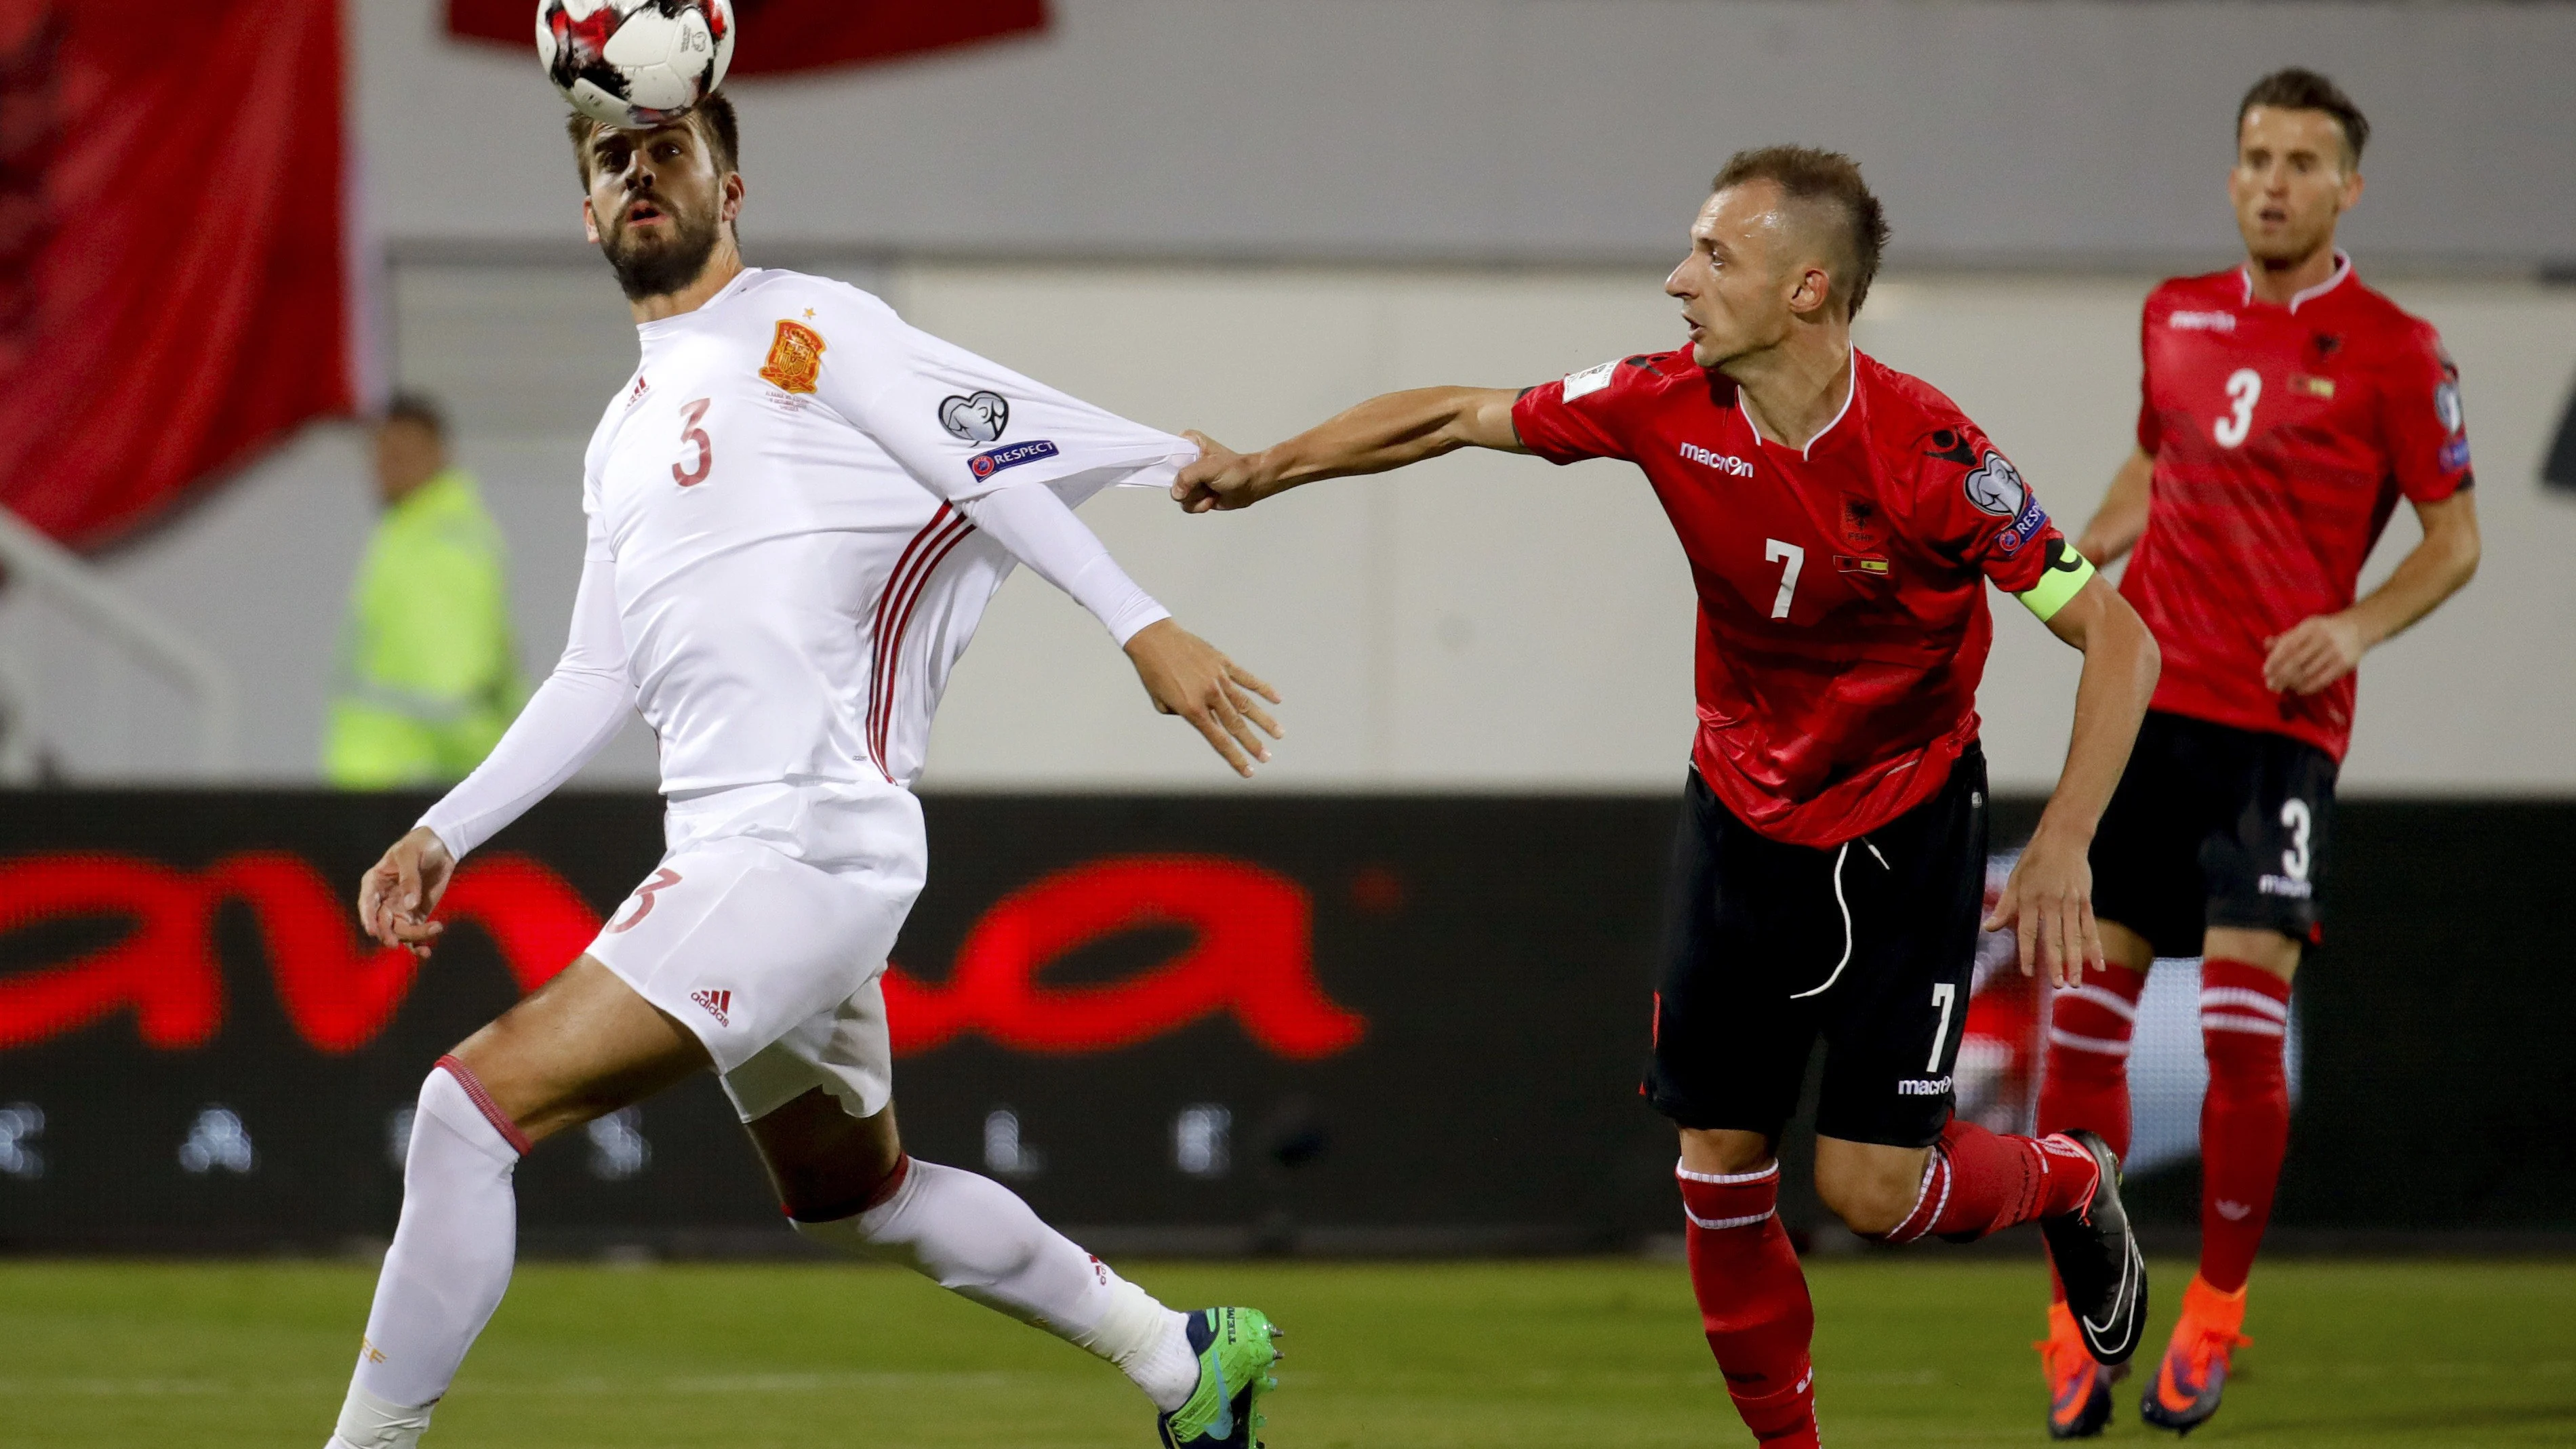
[584,781,927,1123]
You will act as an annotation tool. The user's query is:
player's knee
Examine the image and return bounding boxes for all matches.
[1677,1126,1775,1177]
[1813,1158,1921,1238]
[756,1090,906,1223]
[780,1155,906,1225]
[1816,1179,1914,1237]
[2095,920,2156,974]
[407,1059,532,1177]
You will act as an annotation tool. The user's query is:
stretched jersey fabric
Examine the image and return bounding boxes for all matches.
[1512,350,2070,848]
[420,267,1188,857]
[2127,256,2471,760]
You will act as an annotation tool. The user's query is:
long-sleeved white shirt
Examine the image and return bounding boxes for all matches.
[421,267,1186,857]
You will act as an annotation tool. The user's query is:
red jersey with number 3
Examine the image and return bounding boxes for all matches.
[2127,258,2471,761]
[1512,349,2070,848]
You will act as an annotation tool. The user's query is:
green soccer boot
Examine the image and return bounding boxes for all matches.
[1156,1307,1283,1448]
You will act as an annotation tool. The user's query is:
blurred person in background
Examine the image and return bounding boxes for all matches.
[2031,68,2480,1439]
[324,394,525,788]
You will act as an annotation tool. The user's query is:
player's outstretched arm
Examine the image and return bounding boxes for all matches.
[356,548,638,955]
[949,483,1283,777]
[2073,447,2155,565]
[1986,574,2160,987]
[2263,489,2480,695]
[1171,386,1527,514]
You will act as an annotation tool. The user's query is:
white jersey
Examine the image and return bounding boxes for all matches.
[420,267,1187,860]
[592,266,1187,792]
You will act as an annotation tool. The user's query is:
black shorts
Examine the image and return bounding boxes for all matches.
[2091,710,2337,961]
[1645,747,1988,1149]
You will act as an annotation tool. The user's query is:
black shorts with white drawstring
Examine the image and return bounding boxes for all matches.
[1644,746,1990,1149]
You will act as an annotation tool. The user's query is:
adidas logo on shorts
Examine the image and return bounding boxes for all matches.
[689,989,732,1027]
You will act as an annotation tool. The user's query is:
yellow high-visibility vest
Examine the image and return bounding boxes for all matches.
[324,468,526,788]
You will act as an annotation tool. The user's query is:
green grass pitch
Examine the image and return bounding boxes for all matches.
[5,1256,2570,1446]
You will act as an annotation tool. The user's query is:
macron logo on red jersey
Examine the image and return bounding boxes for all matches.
[1678,441,1754,478]
[2169,310,2237,333]
[689,989,732,1027]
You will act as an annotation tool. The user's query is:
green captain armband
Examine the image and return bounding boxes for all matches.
[2015,539,2096,622]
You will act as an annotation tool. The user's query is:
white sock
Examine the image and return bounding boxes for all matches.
[794,1158,1201,1410]
[324,1387,433,1449]
[329,1063,523,1446]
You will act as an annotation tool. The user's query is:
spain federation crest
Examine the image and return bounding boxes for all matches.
[759,319,826,394]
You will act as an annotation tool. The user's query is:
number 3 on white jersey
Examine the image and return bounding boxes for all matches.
[2213,368,2261,448]
[1764,539,1804,620]
[673,398,715,487]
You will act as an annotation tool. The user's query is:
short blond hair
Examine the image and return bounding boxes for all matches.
[1712,146,1891,320]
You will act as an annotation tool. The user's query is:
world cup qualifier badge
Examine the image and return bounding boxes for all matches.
[1960,449,2028,518]
[759,320,826,394]
[939,390,1010,443]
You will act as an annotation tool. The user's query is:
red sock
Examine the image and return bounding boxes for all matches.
[2034,964,2144,1302]
[2037,964,2146,1161]
[2198,959,2291,1293]
[1678,1163,1818,1448]
[1879,1121,2101,1244]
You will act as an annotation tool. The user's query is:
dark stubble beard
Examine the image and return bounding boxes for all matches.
[600,201,723,302]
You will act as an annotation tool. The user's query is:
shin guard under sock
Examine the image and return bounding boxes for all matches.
[1677,1162,1817,1447]
[1878,1121,2101,1245]
[792,1157,1196,1410]
[2197,959,2291,1294]
[332,1057,525,1448]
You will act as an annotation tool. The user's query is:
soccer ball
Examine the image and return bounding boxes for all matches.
[538,0,736,129]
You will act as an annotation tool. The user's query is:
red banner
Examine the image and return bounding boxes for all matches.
[0,849,1365,1060]
[0,1,354,550]
[447,0,1050,78]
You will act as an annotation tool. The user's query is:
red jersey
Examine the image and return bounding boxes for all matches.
[2128,256,2471,760]
[1513,349,2072,848]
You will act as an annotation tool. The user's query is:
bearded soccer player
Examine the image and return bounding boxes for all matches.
[323,96,1287,1449]
[1173,147,2163,1449]
[2031,69,2480,1439]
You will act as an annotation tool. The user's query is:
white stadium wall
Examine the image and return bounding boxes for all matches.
[356,0,2576,270]
[21,0,2573,788]
[917,264,2576,794]
[74,260,2576,792]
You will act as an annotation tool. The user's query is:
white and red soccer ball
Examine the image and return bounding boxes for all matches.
[537,0,736,129]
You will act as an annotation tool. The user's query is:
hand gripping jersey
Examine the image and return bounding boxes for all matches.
[1512,350,2083,848]
[582,268,1184,794]
[421,268,1190,858]
[2126,256,2471,760]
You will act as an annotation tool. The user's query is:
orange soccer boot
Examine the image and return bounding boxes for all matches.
[2139,1273,2253,1434]
[2037,1300,2122,1440]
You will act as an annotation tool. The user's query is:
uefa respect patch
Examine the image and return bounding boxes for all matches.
[968,438,1059,481]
